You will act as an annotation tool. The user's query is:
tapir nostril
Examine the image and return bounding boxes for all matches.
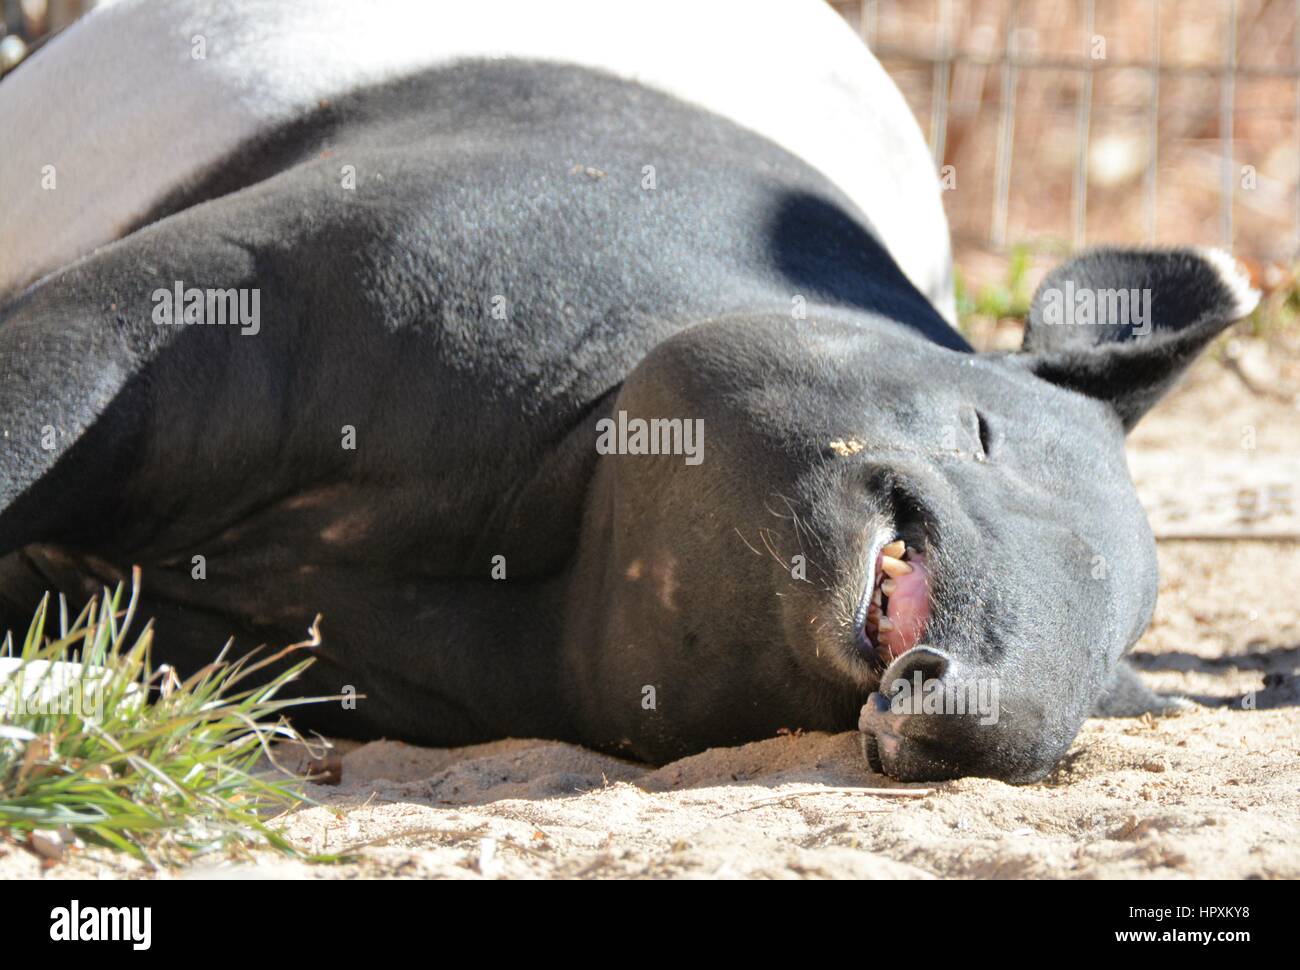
[886,645,950,688]
[859,645,976,775]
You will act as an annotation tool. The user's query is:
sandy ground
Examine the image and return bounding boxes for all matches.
[2,334,1297,881]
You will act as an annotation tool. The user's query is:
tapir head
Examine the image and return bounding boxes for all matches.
[584,247,1255,782]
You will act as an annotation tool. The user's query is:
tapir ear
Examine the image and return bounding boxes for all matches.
[1015,247,1258,430]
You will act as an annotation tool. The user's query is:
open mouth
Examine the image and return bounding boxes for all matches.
[858,538,931,665]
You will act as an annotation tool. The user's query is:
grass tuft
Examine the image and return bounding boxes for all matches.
[0,568,332,868]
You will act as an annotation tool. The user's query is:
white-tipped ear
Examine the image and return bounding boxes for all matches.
[1196,248,1260,322]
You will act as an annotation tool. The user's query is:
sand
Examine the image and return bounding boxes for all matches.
[1,334,1296,881]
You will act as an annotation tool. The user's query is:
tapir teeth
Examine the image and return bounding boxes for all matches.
[880,555,912,578]
[863,538,919,652]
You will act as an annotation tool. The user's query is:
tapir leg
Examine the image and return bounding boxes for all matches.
[1092,659,1192,717]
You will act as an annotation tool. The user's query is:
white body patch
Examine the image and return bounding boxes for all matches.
[0,657,144,720]
[0,0,953,320]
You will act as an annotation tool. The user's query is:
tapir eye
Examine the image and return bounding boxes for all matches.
[976,411,994,458]
[959,405,995,459]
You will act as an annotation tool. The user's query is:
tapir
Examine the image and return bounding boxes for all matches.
[0,0,1256,781]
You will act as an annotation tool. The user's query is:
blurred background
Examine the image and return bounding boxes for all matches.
[6,0,1300,339]
[829,0,1300,342]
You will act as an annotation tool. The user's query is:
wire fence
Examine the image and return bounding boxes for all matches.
[833,0,1300,274]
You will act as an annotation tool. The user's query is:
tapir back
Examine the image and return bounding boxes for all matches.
[0,0,953,321]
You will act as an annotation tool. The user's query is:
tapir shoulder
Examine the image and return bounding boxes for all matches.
[0,0,952,320]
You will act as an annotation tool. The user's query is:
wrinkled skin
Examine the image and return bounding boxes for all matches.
[0,58,1252,782]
